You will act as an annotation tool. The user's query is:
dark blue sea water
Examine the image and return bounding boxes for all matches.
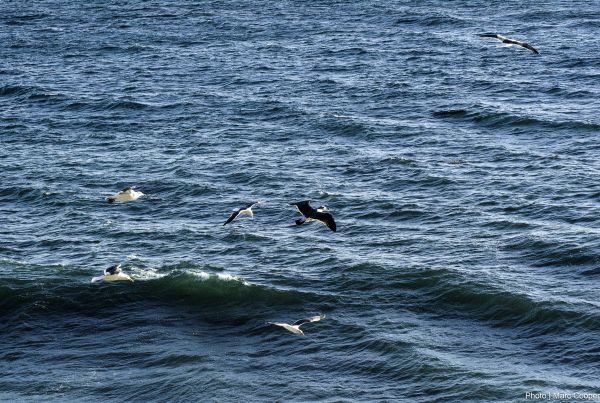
[1,0,600,401]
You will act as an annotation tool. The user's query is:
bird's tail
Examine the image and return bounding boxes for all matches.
[107,197,115,204]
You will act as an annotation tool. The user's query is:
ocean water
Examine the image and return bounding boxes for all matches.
[1,0,599,401]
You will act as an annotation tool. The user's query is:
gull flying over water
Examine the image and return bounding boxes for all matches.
[478,33,539,54]
[91,264,134,283]
[269,314,325,336]
[223,201,260,226]
[291,200,336,232]
[107,186,145,203]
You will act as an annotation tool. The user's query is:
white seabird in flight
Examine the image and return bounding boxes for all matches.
[223,201,260,226]
[478,33,539,54]
[269,314,326,336]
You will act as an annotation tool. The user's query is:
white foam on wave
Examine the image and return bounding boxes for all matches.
[189,270,251,286]
[124,265,251,286]
[126,254,144,261]
[127,266,167,281]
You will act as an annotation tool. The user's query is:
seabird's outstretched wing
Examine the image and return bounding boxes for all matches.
[223,202,259,225]
[519,42,539,54]
[478,33,503,40]
[291,201,314,217]
[292,314,325,327]
[314,211,337,232]
[223,209,241,225]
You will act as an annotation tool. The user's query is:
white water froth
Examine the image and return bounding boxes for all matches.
[126,265,251,285]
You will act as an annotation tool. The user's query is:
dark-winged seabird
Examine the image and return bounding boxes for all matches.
[268,314,325,336]
[291,201,336,232]
[91,264,134,283]
[107,186,144,203]
[478,33,539,54]
[223,202,260,226]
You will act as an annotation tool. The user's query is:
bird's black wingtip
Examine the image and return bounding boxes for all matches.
[325,220,337,232]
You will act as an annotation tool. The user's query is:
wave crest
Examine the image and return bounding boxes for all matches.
[433,106,600,130]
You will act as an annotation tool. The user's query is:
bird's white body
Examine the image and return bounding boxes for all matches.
[238,208,254,218]
[223,202,261,225]
[91,273,133,283]
[269,322,305,335]
[109,188,144,202]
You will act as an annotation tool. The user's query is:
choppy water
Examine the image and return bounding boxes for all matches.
[1,0,600,401]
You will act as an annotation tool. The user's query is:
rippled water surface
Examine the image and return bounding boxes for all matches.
[1,0,599,401]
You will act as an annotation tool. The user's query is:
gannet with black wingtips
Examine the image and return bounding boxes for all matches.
[478,33,539,54]
[223,201,261,226]
[268,314,325,336]
[107,186,144,203]
[291,201,336,232]
[91,264,134,283]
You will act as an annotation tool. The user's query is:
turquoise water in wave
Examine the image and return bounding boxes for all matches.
[1,0,600,401]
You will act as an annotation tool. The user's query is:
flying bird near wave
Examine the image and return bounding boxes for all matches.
[296,205,328,225]
[268,314,325,336]
[291,200,336,232]
[478,33,539,54]
[107,186,144,203]
[223,201,260,225]
[91,264,134,283]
